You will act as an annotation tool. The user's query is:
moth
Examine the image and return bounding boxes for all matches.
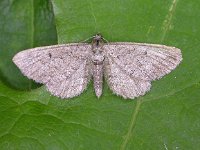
[13,34,182,99]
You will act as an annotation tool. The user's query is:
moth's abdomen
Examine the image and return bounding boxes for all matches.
[93,63,103,98]
[92,54,104,98]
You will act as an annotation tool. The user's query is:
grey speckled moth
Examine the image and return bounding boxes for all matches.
[13,34,182,99]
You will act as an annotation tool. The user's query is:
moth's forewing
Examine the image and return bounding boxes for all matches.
[13,44,92,98]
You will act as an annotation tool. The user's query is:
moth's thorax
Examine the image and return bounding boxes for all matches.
[91,35,105,64]
[92,48,105,63]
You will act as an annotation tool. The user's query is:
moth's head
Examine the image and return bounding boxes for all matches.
[93,33,103,42]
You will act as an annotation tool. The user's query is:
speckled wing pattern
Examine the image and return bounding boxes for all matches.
[13,44,91,98]
[13,39,182,100]
[103,42,182,99]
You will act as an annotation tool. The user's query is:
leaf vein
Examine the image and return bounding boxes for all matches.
[120,100,142,150]
[161,0,179,42]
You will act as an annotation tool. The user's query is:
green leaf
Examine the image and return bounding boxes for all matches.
[0,0,57,89]
[0,0,200,149]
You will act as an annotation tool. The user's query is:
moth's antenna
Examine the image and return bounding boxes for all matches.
[79,36,94,43]
[102,37,109,43]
